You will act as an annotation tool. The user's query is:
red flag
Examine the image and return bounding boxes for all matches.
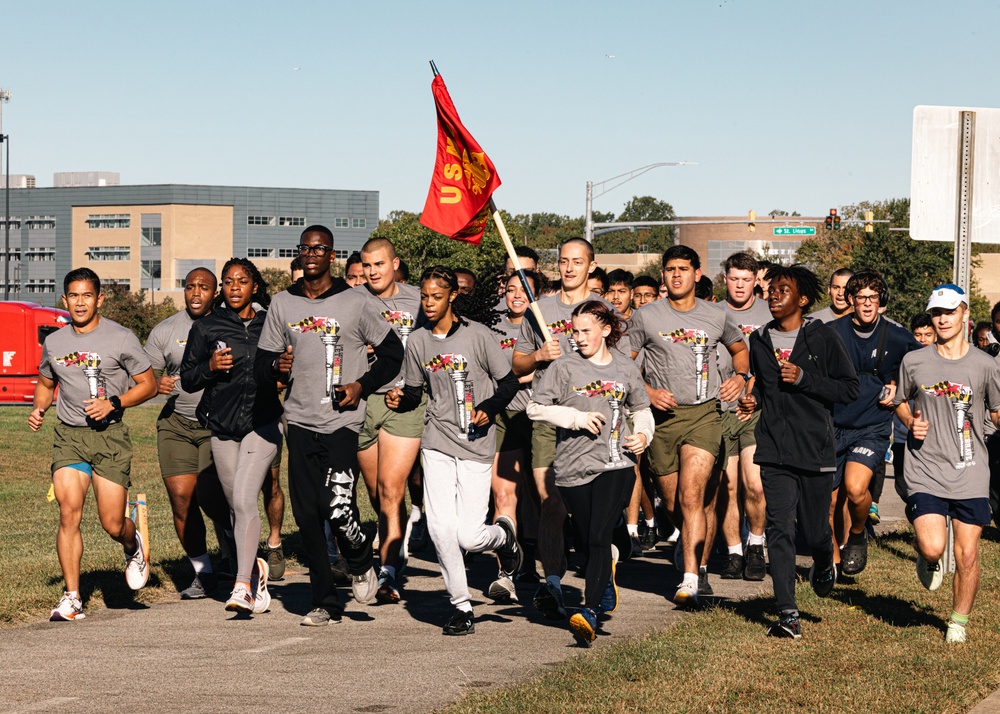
[419,74,501,245]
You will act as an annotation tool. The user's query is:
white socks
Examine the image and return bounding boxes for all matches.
[747,531,765,547]
[728,544,743,556]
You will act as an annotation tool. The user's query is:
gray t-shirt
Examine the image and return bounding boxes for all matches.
[39,317,151,428]
[145,309,203,421]
[629,298,743,405]
[365,282,421,392]
[894,346,1000,500]
[402,321,513,464]
[496,315,531,412]
[809,305,850,324]
[259,288,392,434]
[717,297,772,411]
[533,352,650,487]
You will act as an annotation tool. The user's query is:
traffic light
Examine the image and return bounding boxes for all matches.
[748,210,756,233]
[864,210,874,233]
[834,213,841,230]
[825,208,835,231]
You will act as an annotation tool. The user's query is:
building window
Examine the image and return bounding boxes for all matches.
[27,216,56,230]
[247,248,274,258]
[278,216,305,227]
[25,248,55,261]
[352,218,366,229]
[334,218,349,228]
[141,260,161,280]
[86,246,131,261]
[86,214,131,229]
[106,279,131,292]
[0,218,21,230]
[0,248,21,260]
[277,248,298,258]
[141,227,162,246]
[335,249,349,260]
[26,279,56,294]
[247,215,275,226]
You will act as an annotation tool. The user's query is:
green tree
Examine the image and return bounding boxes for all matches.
[595,195,675,255]
[100,288,178,344]
[261,267,292,297]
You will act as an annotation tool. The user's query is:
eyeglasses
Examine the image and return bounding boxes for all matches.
[296,244,333,256]
[853,294,880,305]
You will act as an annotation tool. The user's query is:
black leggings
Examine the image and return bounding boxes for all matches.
[559,468,636,610]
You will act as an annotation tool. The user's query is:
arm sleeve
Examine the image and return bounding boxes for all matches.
[180,321,216,392]
[631,407,654,444]
[357,330,403,397]
[395,383,425,413]
[795,328,860,404]
[526,401,590,429]
[475,370,518,421]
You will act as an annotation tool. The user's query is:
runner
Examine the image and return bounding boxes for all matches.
[588,267,609,297]
[386,266,521,635]
[181,258,281,616]
[605,270,634,320]
[344,252,365,287]
[145,267,230,599]
[809,268,854,323]
[255,225,403,626]
[528,300,653,646]
[632,277,660,310]
[454,267,476,296]
[356,236,425,603]
[32,268,157,621]
[894,284,1000,643]
[737,264,859,639]
[628,245,748,606]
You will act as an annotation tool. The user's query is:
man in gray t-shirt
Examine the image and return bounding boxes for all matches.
[30,268,157,621]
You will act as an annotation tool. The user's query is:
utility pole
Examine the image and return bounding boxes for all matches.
[0,88,11,301]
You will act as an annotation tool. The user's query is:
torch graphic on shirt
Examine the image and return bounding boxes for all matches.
[288,317,342,404]
[921,381,975,465]
[382,310,416,349]
[774,348,792,365]
[661,329,710,401]
[549,319,577,352]
[424,353,475,439]
[55,352,106,399]
[573,380,627,465]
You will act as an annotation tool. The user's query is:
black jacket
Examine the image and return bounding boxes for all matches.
[181,305,282,441]
[749,318,860,472]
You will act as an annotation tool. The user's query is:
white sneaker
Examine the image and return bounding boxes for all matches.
[252,557,271,614]
[225,583,254,613]
[352,566,379,604]
[50,592,85,621]
[487,573,518,603]
[673,579,699,608]
[945,621,967,643]
[916,554,943,591]
[124,531,149,590]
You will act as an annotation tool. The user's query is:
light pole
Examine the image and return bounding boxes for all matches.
[0,88,10,300]
[584,162,694,243]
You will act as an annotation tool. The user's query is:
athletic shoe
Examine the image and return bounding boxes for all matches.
[376,569,401,604]
[407,518,429,553]
[515,562,541,584]
[945,621,967,643]
[868,503,881,526]
[840,531,869,576]
[533,582,567,620]
[488,572,519,603]
[767,613,802,639]
[639,522,658,551]
[744,544,767,581]
[352,566,379,604]
[673,580,699,608]
[720,553,744,579]
[494,515,523,578]
[225,583,254,613]
[442,609,475,636]
[49,592,85,622]
[331,555,351,586]
[697,568,714,596]
[599,551,619,614]
[664,526,680,547]
[916,554,943,591]
[124,531,149,590]
[261,541,285,581]
[629,535,644,560]
[301,607,341,626]
[180,573,217,600]
[252,557,271,614]
[809,560,837,598]
[569,607,598,647]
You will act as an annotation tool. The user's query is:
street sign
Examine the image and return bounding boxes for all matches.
[772,226,816,236]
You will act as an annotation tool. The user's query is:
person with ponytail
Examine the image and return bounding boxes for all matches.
[527,300,653,647]
[385,266,522,636]
[181,257,283,616]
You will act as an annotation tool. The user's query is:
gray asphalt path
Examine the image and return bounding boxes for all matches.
[0,474,909,714]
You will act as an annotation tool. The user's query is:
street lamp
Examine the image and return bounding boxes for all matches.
[0,88,9,300]
[584,162,695,243]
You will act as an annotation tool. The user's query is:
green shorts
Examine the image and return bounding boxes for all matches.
[721,409,759,460]
[496,410,532,453]
[531,420,556,470]
[648,400,723,477]
[358,392,427,451]
[157,412,213,478]
[53,421,132,489]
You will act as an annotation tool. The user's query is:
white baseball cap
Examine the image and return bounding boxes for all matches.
[926,283,968,311]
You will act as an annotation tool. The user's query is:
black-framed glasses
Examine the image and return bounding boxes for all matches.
[853,294,880,304]
[297,244,333,255]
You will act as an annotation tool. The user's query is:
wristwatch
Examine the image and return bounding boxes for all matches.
[109,395,123,411]
[736,372,751,382]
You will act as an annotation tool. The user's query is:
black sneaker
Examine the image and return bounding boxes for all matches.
[638,522,658,551]
[533,582,567,620]
[407,518,429,553]
[180,573,218,600]
[494,515,523,577]
[720,553,744,579]
[442,609,475,636]
[840,531,868,576]
[767,613,802,639]
[743,544,767,581]
[809,559,837,597]
[698,568,713,596]
[629,535,644,560]
[331,555,351,586]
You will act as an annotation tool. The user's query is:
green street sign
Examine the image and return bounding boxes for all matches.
[773,226,816,236]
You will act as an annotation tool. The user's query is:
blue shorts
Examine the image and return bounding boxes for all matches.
[833,425,889,489]
[905,492,991,527]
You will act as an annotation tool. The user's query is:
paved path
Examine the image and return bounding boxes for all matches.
[0,474,913,713]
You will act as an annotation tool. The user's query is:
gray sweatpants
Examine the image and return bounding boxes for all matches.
[211,421,282,583]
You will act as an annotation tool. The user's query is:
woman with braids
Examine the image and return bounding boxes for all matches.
[527,300,654,647]
[385,265,522,636]
[736,264,859,640]
[181,257,283,616]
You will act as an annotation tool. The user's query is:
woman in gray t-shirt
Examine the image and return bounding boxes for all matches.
[528,301,654,647]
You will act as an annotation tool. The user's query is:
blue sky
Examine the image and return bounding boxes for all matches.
[5,1,999,220]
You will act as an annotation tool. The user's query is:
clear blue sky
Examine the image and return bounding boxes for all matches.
[5,1,998,221]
